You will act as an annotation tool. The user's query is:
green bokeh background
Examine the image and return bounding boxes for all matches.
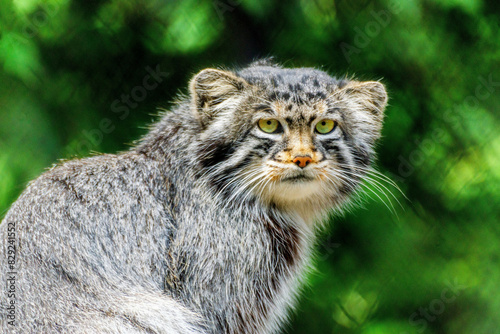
[1,0,499,333]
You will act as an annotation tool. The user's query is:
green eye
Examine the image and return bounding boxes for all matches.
[258,119,280,133]
[315,119,336,134]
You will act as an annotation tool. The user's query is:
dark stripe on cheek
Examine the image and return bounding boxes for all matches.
[198,125,255,169]
[210,155,254,198]
[220,155,254,179]
[335,148,348,168]
[198,140,235,169]
[335,147,360,194]
[252,138,275,154]
[319,139,340,152]
[347,143,371,168]
[352,149,371,167]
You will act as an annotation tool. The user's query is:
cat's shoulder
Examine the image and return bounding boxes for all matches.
[5,152,162,221]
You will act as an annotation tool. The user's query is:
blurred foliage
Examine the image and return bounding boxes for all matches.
[1,0,500,333]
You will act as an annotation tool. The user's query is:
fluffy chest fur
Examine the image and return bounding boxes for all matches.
[164,189,314,333]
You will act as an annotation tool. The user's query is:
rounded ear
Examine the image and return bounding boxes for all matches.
[332,80,388,143]
[189,68,248,128]
[341,81,388,119]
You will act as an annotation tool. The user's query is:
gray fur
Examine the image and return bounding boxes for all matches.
[0,61,387,333]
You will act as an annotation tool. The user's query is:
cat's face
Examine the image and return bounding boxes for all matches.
[191,64,387,212]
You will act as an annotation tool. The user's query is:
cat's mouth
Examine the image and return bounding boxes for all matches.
[281,174,315,183]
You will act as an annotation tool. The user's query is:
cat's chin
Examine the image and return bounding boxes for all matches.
[260,180,333,226]
[265,178,323,202]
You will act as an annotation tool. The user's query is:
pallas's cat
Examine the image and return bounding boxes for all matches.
[0,60,388,333]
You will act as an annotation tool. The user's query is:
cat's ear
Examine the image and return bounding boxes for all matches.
[341,81,388,120]
[334,81,388,142]
[190,68,248,128]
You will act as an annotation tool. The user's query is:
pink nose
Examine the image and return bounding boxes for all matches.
[292,156,312,168]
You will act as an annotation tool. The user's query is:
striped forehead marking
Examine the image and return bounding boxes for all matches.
[269,100,329,123]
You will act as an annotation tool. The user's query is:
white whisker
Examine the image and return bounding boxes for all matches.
[338,169,401,215]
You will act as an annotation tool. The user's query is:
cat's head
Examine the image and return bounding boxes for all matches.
[190,62,387,213]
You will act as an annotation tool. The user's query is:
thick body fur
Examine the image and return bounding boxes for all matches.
[0,60,387,333]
